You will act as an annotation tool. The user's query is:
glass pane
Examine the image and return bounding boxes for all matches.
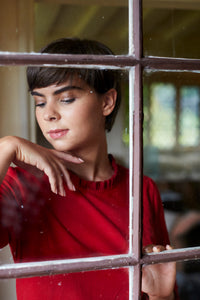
[143,2,200,59]
[34,0,128,54]
[0,62,129,268]
[150,83,176,149]
[179,86,200,147]
[0,279,16,300]
[143,69,200,243]
[0,0,33,52]
[176,260,200,300]
[143,69,200,298]
[0,268,128,300]
[0,66,30,138]
[0,0,128,54]
[0,246,16,299]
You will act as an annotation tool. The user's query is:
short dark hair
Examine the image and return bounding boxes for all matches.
[27,38,121,131]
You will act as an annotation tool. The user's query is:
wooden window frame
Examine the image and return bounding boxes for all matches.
[1,0,200,299]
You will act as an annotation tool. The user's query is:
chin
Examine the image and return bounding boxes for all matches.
[53,142,78,154]
[52,145,70,152]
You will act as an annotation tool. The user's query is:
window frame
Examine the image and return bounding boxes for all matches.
[1,0,200,299]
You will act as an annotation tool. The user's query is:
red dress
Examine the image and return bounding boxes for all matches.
[0,156,171,299]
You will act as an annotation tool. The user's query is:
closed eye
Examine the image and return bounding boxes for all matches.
[35,102,45,107]
[60,98,75,104]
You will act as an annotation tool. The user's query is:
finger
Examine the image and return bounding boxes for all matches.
[55,169,66,197]
[143,244,155,254]
[50,160,72,196]
[43,164,59,195]
[59,162,75,192]
[166,244,174,250]
[42,157,65,196]
[152,245,166,252]
[143,244,166,254]
[42,154,75,195]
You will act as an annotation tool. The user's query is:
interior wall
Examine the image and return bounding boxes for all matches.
[0,0,34,139]
[0,0,34,299]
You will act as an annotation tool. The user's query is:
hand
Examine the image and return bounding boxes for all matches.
[0,136,83,196]
[142,244,176,300]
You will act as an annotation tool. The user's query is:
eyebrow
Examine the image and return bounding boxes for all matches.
[31,85,83,97]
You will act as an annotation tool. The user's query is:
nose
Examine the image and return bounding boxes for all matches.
[43,103,61,121]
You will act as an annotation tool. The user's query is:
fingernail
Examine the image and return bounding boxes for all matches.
[78,158,84,162]
[166,244,172,250]
[153,246,159,252]
[72,184,76,191]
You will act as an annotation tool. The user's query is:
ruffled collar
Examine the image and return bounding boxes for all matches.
[69,155,118,191]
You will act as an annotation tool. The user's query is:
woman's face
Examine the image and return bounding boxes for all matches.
[31,77,108,154]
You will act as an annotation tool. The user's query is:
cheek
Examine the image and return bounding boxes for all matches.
[35,112,41,125]
[66,103,99,125]
[35,112,45,131]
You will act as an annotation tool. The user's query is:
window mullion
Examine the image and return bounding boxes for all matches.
[129,0,143,299]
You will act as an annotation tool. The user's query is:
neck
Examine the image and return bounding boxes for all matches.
[67,140,113,182]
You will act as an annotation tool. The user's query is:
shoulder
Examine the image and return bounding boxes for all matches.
[113,159,160,196]
[143,175,160,193]
[142,175,164,221]
[109,155,129,187]
[1,166,49,194]
[5,166,42,182]
[117,163,129,177]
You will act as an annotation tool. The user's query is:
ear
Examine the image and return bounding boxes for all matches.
[102,88,117,116]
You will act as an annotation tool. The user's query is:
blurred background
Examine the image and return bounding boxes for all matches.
[1,0,200,299]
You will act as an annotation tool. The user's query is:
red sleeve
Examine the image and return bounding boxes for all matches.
[0,168,16,248]
[0,167,47,249]
[142,176,170,246]
[142,176,179,300]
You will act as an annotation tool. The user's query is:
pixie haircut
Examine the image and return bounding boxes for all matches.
[27,38,121,132]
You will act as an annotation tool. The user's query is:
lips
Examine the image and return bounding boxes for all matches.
[48,129,69,139]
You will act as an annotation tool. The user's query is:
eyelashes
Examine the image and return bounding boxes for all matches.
[60,98,75,104]
[35,102,45,107]
[35,98,76,108]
